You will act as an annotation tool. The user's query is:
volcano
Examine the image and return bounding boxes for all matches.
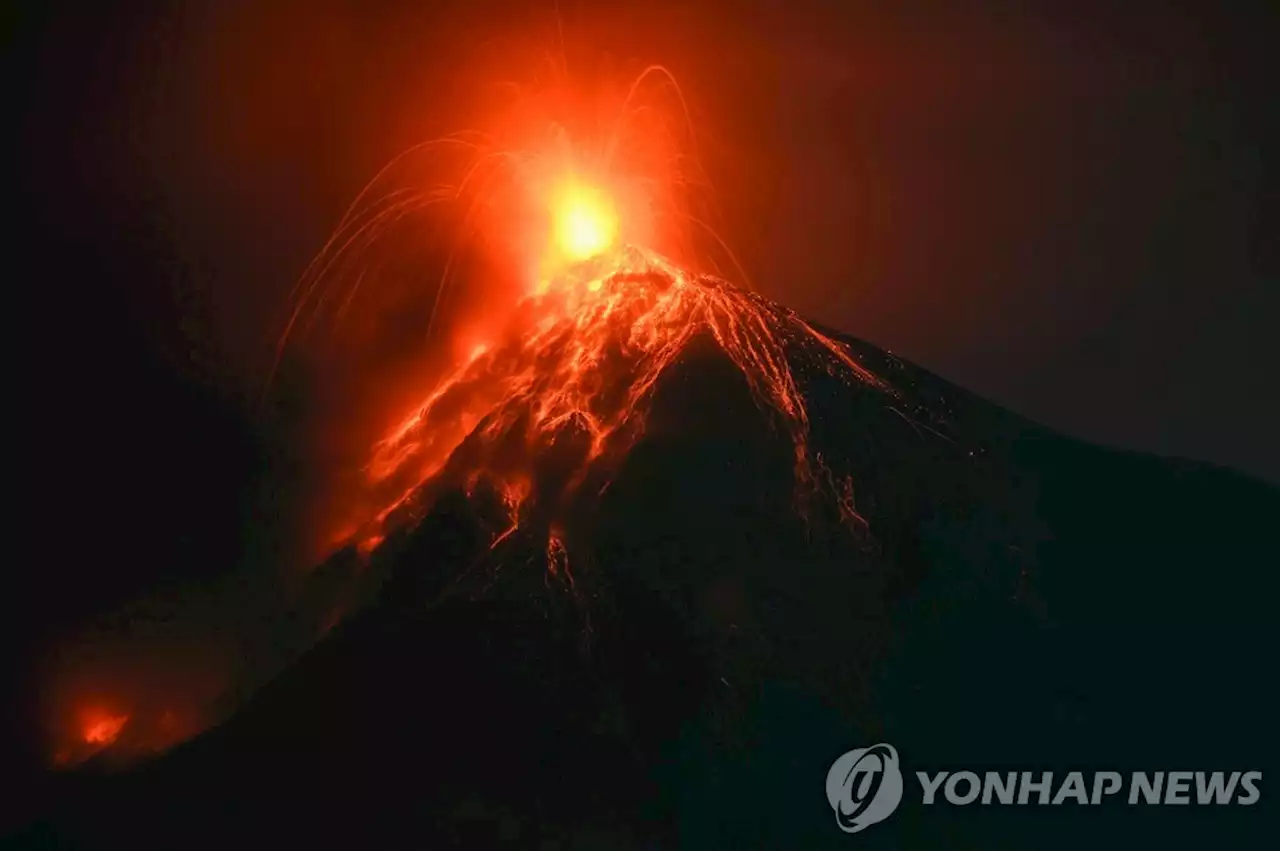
[14,255,1276,850]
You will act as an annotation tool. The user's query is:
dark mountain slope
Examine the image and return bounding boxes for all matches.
[14,324,1276,850]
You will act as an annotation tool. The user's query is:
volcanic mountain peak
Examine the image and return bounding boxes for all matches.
[343,246,894,568]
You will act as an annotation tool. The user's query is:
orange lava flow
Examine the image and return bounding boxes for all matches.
[340,243,888,565]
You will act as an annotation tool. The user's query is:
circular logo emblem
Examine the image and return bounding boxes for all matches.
[826,743,904,833]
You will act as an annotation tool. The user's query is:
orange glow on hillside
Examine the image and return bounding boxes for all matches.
[82,710,128,745]
[44,630,226,770]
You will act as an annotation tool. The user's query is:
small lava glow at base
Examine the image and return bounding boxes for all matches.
[81,711,129,746]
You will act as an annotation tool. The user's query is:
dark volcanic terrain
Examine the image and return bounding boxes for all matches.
[13,322,1276,850]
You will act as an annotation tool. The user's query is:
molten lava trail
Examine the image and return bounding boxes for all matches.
[345,245,892,568]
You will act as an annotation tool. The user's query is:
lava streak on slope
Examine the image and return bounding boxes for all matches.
[343,244,892,578]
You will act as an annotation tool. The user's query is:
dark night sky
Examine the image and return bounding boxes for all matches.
[15,0,1277,482]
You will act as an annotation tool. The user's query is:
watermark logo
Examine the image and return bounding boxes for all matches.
[824,744,1262,836]
[825,743,904,833]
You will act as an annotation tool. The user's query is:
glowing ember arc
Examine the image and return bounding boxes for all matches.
[265,61,745,399]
